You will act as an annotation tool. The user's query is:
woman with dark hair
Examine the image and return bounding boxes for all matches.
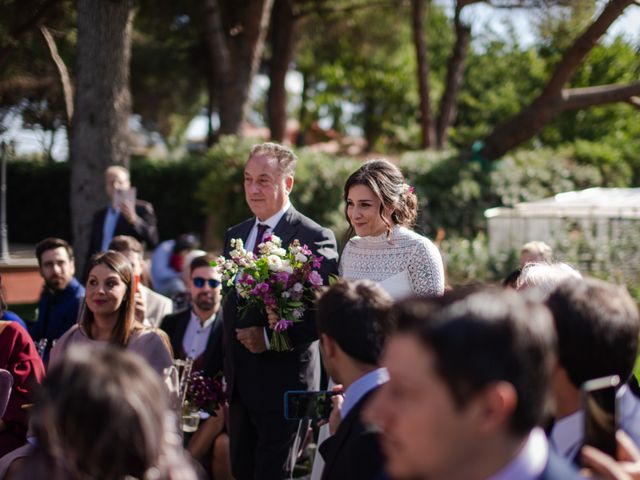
[312,159,446,480]
[49,251,172,375]
[22,344,197,480]
[340,158,444,298]
[0,278,45,457]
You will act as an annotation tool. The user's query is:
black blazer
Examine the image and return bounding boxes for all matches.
[319,390,383,480]
[87,200,159,259]
[222,206,339,412]
[160,308,224,378]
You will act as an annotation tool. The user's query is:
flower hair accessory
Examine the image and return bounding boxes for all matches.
[402,183,415,195]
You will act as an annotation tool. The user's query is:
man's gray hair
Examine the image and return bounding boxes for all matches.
[516,262,582,298]
[249,142,297,177]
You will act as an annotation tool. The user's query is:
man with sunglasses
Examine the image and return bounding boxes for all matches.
[160,253,223,378]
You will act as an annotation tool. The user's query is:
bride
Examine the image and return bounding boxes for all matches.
[311,158,445,480]
[340,158,444,299]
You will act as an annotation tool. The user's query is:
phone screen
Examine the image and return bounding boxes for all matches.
[284,391,335,420]
[582,375,620,458]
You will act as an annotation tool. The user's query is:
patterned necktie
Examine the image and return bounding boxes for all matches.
[253,223,269,256]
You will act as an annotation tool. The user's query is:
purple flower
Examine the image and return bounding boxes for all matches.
[308,270,323,287]
[254,282,270,294]
[274,318,293,332]
[301,244,312,256]
[274,271,290,285]
[312,256,323,269]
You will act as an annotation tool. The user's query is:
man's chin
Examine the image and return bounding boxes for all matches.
[45,280,67,291]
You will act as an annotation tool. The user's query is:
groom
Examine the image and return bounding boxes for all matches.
[223,143,339,480]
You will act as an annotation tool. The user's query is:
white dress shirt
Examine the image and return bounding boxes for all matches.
[341,367,389,419]
[244,201,291,348]
[183,309,219,359]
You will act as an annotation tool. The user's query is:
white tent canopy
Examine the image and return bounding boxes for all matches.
[485,188,640,257]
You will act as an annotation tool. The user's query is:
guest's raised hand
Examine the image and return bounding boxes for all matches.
[582,430,640,480]
[328,384,344,436]
[134,291,146,324]
[120,201,139,226]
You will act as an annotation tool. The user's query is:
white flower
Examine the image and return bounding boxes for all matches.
[267,255,283,271]
[272,247,287,257]
[282,291,291,298]
[281,261,293,274]
[292,282,303,292]
[295,252,308,263]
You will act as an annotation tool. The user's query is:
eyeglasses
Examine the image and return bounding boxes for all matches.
[192,277,221,289]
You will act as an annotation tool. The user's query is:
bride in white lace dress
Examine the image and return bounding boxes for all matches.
[339,158,444,299]
[311,159,445,480]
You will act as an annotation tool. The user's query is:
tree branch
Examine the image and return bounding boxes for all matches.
[628,96,640,110]
[293,0,401,19]
[0,75,56,96]
[559,82,640,111]
[39,25,74,125]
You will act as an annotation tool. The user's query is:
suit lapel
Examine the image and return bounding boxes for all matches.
[273,207,301,247]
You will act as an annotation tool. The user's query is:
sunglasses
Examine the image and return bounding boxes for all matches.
[192,277,221,289]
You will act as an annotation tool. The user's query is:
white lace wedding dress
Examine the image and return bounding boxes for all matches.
[339,225,445,299]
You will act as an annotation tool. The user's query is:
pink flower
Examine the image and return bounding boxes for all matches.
[274,318,293,332]
[312,256,323,269]
[251,282,270,296]
[308,270,323,287]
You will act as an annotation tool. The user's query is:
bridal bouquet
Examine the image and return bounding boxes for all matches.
[214,235,324,351]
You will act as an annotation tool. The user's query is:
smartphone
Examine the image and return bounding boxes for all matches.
[582,374,620,457]
[283,390,336,420]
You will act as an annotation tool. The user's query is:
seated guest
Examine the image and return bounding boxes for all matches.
[364,288,582,480]
[20,345,197,479]
[160,253,222,376]
[50,251,173,376]
[161,253,228,476]
[151,233,200,297]
[546,278,640,461]
[87,166,158,261]
[109,235,173,327]
[0,283,45,457]
[29,238,85,362]
[316,280,393,480]
[520,240,553,267]
[516,262,582,299]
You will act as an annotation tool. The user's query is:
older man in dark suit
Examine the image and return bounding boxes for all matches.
[87,166,158,261]
[222,143,339,480]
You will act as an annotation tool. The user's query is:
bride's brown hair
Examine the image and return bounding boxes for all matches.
[344,158,417,237]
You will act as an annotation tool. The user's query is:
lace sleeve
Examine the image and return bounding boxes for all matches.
[407,238,445,296]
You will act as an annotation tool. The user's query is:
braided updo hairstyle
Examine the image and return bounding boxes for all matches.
[344,158,418,237]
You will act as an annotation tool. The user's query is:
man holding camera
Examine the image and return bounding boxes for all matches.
[315,280,393,480]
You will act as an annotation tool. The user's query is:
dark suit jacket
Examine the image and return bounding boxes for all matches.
[160,308,224,378]
[222,206,339,412]
[88,200,159,259]
[319,390,383,480]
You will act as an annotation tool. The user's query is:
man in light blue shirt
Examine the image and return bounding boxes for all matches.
[316,279,394,480]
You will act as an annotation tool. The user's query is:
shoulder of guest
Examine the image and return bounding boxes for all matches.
[68,277,85,296]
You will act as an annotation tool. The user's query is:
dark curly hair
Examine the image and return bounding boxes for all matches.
[344,158,417,237]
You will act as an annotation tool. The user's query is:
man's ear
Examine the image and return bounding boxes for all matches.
[473,381,518,433]
[319,333,336,359]
[285,175,294,194]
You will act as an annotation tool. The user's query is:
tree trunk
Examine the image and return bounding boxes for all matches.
[412,0,435,149]
[201,0,275,137]
[436,7,471,149]
[480,0,634,161]
[70,0,134,275]
[267,0,296,143]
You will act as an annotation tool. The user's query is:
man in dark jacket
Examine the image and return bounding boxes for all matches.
[316,280,393,480]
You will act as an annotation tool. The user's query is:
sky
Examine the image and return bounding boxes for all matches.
[1,1,638,161]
